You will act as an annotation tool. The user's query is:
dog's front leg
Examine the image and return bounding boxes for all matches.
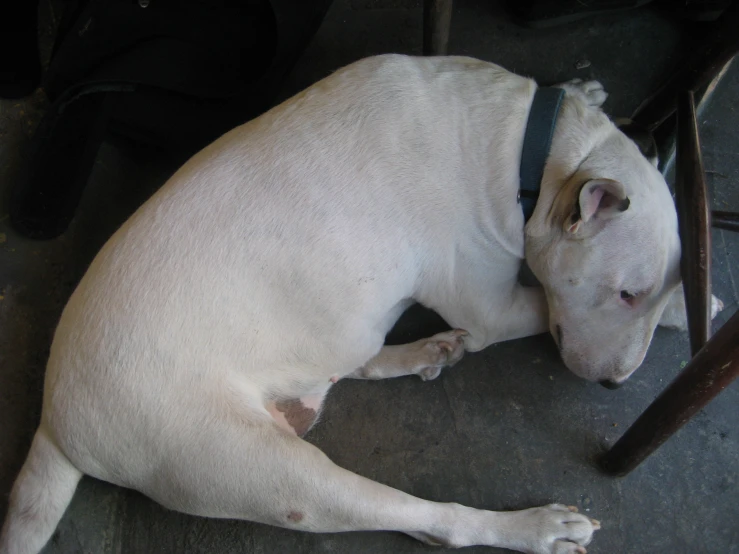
[347,285,549,381]
[658,283,724,331]
[432,284,550,353]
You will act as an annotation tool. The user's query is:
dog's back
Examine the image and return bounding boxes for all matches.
[2,55,551,554]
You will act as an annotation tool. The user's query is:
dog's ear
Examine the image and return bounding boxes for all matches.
[566,178,630,234]
[615,118,658,167]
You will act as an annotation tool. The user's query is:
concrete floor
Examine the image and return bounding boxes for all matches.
[1,1,738,553]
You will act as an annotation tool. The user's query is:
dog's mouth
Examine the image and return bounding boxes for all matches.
[554,324,626,389]
[553,322,632,388]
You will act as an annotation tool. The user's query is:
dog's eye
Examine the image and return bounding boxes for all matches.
[620,290,638,306]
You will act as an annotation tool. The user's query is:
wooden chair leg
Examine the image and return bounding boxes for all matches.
[650,58,734,174]
[599,90,737,476]
[632,1,739,132]
[712,210,739,232]
[423,0,453,56]
[600,310,739,476]
[674,91,712,356]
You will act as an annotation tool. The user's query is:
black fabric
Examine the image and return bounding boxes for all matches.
[42,0,279,100]
[519,86,565,222]
[507,0,654,28]
[0,0,41,98]
[11,0,332,239]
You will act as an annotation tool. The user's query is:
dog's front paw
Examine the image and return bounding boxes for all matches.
[510,504,600,554]
[415,329,467,381]
[558,78,608,108]
[659,291,724,331]
[711,294,725,319]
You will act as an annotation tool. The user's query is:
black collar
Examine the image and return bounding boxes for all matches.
[519,87,565,221]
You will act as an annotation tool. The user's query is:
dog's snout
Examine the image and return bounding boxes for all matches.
[599,380,622,390]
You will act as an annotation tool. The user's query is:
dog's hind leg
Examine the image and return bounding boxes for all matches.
[138,413,599,554]
[345,329,467,381]
[0,428,83,554]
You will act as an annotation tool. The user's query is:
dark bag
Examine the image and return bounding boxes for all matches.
[12,0,332,239]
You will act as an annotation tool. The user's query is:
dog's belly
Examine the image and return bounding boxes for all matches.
[265,394,325,437]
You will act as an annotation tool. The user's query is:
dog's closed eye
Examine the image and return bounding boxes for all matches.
[620,290,639,307]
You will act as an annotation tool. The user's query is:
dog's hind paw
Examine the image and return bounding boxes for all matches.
[509,504,599,554]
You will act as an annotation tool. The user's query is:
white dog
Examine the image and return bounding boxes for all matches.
[0,55,721,554]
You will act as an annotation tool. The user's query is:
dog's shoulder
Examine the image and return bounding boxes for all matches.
[325,54,533,101]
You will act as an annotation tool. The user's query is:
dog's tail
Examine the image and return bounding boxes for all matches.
[0,428,82,554]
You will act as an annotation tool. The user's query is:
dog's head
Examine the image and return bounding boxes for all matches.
[525,116,681,385]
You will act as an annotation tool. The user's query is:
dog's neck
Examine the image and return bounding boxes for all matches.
[519,87,565,222]
[524,96,614,240]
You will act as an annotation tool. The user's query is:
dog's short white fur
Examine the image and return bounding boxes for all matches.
[1,55,723,554]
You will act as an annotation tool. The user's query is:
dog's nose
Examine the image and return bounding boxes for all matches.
[599,380,622,390]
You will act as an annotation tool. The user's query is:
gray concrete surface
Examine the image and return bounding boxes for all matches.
[1,1,737,553]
